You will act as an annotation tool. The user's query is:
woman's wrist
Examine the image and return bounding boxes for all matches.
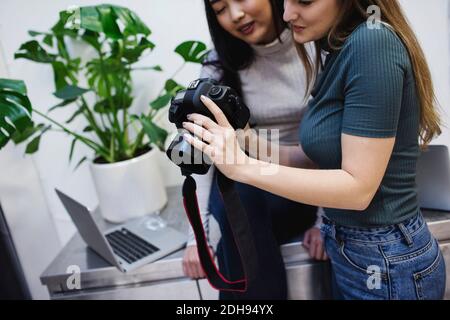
[233,158,271,185]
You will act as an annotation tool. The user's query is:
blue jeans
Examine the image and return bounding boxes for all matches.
[209,173,317,300]
[321,212,446,300]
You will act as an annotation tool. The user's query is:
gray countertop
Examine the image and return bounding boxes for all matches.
[40,185,450,297]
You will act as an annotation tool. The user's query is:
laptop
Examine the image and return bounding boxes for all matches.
[416,145,450,211]
[55,189,186,273]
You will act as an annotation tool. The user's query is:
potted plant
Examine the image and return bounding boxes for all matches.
[2,4,208,222]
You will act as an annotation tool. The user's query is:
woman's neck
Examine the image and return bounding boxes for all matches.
[255,27,278,46]
[250,28,291,56]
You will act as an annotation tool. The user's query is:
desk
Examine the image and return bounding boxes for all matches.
[41,186,450,300]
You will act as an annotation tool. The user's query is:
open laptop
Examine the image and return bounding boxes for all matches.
[417,145,450,211]
[55,189,186,273]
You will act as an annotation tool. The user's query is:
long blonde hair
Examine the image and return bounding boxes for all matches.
[297,0,441,147]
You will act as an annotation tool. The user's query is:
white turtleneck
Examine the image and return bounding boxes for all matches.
[187,29,320,246]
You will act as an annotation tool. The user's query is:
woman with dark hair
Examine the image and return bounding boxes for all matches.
[183,0,446,300]
[182,0,326,300]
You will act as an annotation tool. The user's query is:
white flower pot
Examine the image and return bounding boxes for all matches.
[89,148,167,223]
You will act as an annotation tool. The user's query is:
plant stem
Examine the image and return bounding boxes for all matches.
[131,129,146,155]
[99,111,107,131]
[98,47,125,157]
[109,133,115,161]
[156,62,186,98]
[57,37,112,161]
[79,97,109,147]
[33,108,112,162]
[131,66,161,71]
[132,62,186,151]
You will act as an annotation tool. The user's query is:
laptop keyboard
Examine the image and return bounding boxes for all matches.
[105,228,160,264]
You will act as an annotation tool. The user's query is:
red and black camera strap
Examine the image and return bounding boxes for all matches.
[182,172,259,292]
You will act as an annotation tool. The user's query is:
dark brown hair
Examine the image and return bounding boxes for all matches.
[203,0,287,95]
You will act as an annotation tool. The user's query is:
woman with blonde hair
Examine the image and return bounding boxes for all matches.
[183,0,446,299]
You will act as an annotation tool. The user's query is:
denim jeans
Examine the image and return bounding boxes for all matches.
[209,173,317,300]
[321,212,446,300]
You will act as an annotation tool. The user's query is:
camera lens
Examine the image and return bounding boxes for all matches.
[208,87,223,98]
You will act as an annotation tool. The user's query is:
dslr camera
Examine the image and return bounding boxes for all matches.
[166,78,250,175]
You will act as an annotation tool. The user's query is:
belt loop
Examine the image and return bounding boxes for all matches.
[397,223,413,247]
[323,217,341,244]
[328,221,339,243]
[330,223,336,241]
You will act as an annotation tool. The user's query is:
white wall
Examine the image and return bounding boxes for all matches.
[0,0,449,299]
[400,0,450,146]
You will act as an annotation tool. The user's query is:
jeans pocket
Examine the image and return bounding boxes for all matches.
[340,242,369,273]
[413,239,446,300]
[339,241,388,280]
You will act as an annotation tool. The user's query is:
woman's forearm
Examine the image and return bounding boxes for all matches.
[237,160,372,211]
[279,144,318,169]
[241,128,317,168]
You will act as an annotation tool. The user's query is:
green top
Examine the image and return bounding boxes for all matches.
[300,23,421,227]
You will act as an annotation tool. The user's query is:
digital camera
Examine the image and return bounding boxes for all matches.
[166,78,250,175]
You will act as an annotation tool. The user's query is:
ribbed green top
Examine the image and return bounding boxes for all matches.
[300,23,421,227]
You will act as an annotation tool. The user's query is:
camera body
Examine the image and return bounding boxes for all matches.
[166,78,250,175]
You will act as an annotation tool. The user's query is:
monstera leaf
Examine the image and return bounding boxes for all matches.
[76,4,151,39]
[175,41,208,63]
[0,79,34,150]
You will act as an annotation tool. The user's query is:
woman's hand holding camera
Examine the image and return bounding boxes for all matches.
[182,95,251,181]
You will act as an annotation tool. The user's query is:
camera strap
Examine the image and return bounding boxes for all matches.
[182,172,259,292]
